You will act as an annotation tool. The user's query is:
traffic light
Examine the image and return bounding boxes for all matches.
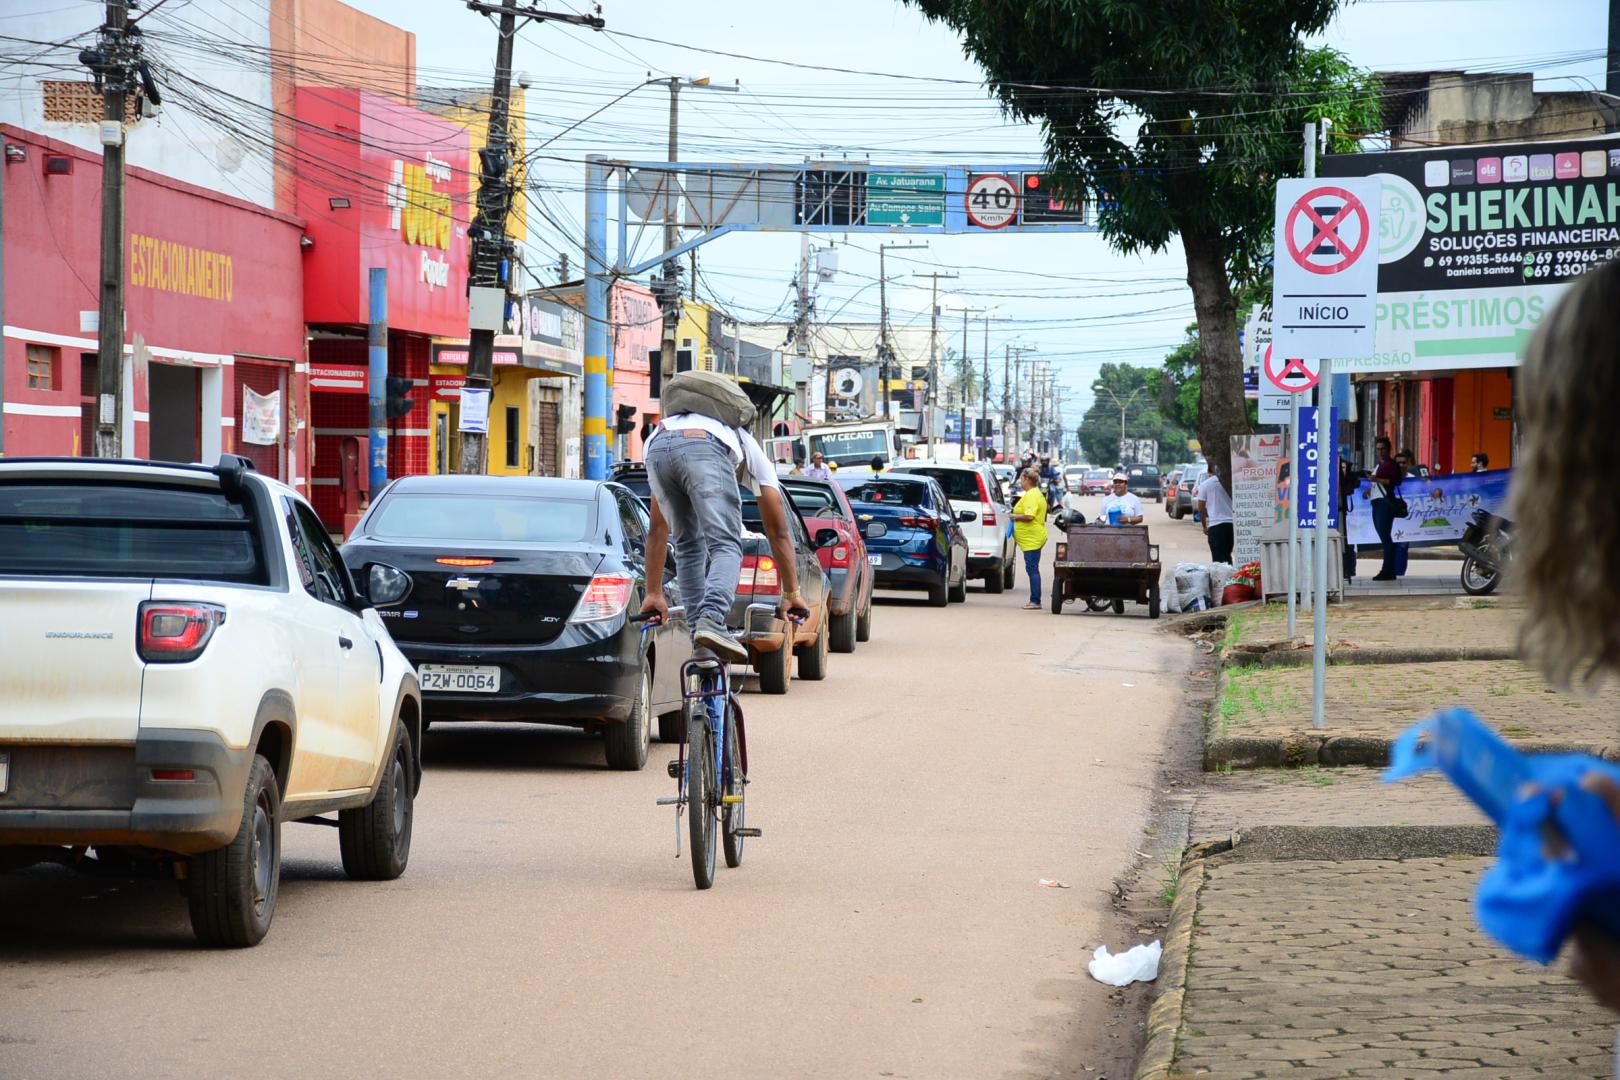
[614,403,637,435]
[384,375,415,420]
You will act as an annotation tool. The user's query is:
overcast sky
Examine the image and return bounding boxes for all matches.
[55,0,1612,417]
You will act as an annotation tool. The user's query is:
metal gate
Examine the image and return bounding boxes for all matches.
[534,400,559,476]
[234,359,289,479]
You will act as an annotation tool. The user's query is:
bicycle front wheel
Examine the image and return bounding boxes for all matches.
[722,699,746,869]
[687,707,717,890]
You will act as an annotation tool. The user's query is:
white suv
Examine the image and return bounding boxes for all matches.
[889,460,1017,593]
[0,456,422,946]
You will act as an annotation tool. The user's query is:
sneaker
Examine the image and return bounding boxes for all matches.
[693,617,749,663]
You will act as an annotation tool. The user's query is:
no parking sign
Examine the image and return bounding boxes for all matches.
[1271,177,1381,361]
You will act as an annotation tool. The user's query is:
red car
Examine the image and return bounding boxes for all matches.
[781,477,875,652]
[1079,468,1112,496]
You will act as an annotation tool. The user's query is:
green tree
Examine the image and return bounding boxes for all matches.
[1076,363,1189,467]
[899,0,1380,489]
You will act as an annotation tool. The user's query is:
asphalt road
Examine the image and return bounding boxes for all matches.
[1,495,1210,1080]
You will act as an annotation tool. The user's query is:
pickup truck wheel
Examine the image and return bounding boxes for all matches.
[926,579,949,607]
[984,565,1006,594]
[188,754,280,947]
[757,643,790,695]
[339,723,415,879]
[603,668,652,771]
[796,620,829,681]
[855,597,873,643]
[1003,559,1016,590]
[829,606,857,654]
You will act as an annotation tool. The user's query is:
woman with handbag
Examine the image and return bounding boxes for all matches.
[1369,436,1408,581]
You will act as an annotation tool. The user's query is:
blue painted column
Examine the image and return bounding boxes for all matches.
[583,155,610,479]
[367,267,388,497]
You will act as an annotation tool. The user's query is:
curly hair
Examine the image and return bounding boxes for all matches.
[1514,259,1620,689]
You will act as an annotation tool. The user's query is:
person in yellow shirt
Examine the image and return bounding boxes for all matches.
[1011,468,1049,610]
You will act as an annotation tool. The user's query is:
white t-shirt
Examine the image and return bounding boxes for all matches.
[1099,492,1144,521]
[652,413,780,492]
[1196,473,1233,526]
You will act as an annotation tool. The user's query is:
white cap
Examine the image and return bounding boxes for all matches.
[1112,472,1128,481]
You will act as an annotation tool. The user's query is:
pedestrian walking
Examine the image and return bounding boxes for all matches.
[1368,436,1408,581]
[1499,257,1620,1019]
[1195,470,1233,564]
[805,451,831,481]
[1011,468,1049,609]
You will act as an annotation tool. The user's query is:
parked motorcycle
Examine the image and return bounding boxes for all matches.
[1457,508,1513,596]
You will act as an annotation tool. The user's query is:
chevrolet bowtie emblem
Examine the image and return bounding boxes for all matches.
[446,577,482,591]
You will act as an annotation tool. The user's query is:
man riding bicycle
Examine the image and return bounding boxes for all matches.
[637,372,810,662]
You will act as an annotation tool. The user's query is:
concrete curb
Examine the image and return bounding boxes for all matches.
[1133,840,1224,1080]
[1204,733,1620,771]
[1223,644,1519,668]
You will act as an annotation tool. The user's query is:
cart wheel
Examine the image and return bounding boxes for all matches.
[1112,598,1126,615]
[1050,587,1063,615]
[1149,582,1161,620]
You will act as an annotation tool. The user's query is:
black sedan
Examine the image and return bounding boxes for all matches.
[340,475,693,770]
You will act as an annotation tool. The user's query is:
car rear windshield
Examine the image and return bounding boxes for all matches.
[369,493,594,543]
[894,467,981,501]
[1085,470,1110,480]
[0,480,265,582]
[808,429,889,466]
[839,480,927,507]
[784,486,842,518]
[1128,467,1159,480]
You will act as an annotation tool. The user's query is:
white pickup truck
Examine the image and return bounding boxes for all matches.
[0,456,422,946]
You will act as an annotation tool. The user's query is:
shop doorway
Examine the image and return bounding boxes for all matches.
[148,363,201,464]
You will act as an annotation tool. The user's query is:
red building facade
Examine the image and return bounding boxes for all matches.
[293,88,471,526]
[1,126,306,479]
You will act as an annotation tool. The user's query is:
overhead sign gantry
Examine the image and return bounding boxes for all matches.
[581,157,1100,477]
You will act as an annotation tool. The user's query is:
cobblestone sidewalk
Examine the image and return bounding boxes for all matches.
[1225,597,1523,657]
[1209,660,1620,767]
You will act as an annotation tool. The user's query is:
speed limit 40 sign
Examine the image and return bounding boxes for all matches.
[966,173,1018,229]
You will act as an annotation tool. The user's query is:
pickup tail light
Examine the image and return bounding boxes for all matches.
[737,556,779,595]
[569,572,634,623]
[138,602,226,663]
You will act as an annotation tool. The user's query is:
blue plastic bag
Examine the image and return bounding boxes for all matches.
[1384,708,1620,964]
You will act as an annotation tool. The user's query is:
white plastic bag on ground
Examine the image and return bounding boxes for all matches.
[1206,562,1233,605]
[1172,563,1209,613]
[1087,941,1162,986]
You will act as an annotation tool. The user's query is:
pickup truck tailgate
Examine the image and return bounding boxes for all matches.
[0,580,151,742]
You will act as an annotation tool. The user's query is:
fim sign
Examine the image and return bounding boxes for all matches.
[1271,177,1381,361]
[1019,173,1086,225]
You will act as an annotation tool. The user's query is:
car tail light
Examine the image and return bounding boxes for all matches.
[975,472,997,528]
[138,602,226,663]
[898,514,934,530]
[737,556,779,595]
[436,557,495,567]
[569,572,634,623]
[831,545,849,565]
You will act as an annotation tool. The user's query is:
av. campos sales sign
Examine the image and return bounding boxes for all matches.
[1321,133,1620,372]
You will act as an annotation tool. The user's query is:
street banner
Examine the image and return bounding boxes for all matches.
[241,387,281,445]
[1231,432,1287,571]
[1321,134,1620,371]
[1296,406,1340,529]
[1271,176,1382,361]
[1346,468,1513,546]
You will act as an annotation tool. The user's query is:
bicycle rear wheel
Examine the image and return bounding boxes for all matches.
[687,704,717,890]
[722,699,745,869]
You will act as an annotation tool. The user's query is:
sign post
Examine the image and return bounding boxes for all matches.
[1264,332,1320,638]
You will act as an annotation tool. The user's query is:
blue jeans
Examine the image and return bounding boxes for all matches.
[645,432,743,627]
[1023,548,1043,604]
[1371,500,1409,578]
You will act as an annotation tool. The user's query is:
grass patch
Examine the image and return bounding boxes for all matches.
[1159,848,1185,905]
[1487,685,1514,697]
[1224,610,1250,650]
[1260,765,1338,787]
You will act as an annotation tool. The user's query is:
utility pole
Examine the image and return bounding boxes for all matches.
[648,75,738,393]
[461,1,603,475]
[878,241,926,420]
[980,315,990,460]
[84,1,140,457]
[795,232,812,414]
[912,272,957,448]
[1001,344,1010,462]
